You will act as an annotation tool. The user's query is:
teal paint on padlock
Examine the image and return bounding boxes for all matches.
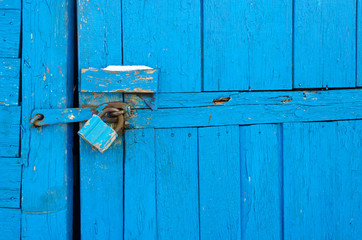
[78,108,124,153]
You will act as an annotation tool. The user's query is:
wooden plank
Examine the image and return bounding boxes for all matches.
[77,0,122,70]
[204,0,292,91]
[0,0,21,9]
[124,129,156,240]
[284,121,362,238]
[78,1,124,238]
[0,158,21,208]
[358,0,362,86]
[21,0,75,238]
[0,106,20,157]
[80,68,158,93]
[123,0,201,92]
[199,126,241,239]
[0,10,20,58]
[129,89,362,129]
[294,1,356,88]
[0,58,20,106]
[155,128,199,239]
[156,90,356,109]
[79,93,124,239]
[0,208,21,239]
[240,124,282,239]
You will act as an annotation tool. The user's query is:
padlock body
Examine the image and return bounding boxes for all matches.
[78,115,118,153]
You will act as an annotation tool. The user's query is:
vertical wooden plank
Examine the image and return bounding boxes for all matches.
[77,0,122,69]
[239,124,283,239]
[79,93,123,240]
[155,128,199,239]
[284,121,362,239]
[21,0,75,238]
[78,1,123,239]
[358,0,362,86]
[79,132,123,239]
[294,0,356,88]
[199,126,241,239]
[124,129,156,240]
[204,0,292,91]
[0,208,21,239]
[123,0,201,92]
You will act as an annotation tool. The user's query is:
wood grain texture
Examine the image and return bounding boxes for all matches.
[0,58,20,106]
[240,124,282,239]
[78,1,124,238]
[21,0,75,238]
[0,106,20,157]
[79,93,124,240]
[77,0,121,70]
[204,0,292,91]
[129,89,362,129]
[155,128,199,239]
[284,121,362,239]
[294,0,356,88]
[80,68,158,93]
[358,0,362,86]
[124,129,156,240]
[0,208,20,239]
[199,126,241,239]
[123,0,201,92]
[155,89,362,109]
[0,158,21,208]
[0,9,20,58]
[0,0,21,9]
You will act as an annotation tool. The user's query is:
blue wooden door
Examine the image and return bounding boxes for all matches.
[0,1,22,238]
[77,1,362,239]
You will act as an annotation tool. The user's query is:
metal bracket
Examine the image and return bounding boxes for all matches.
[30,103,124,127]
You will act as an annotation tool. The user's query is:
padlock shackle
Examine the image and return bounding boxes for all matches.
[114,114,124,133]
[98,107,123,118]
[98,107,124,133]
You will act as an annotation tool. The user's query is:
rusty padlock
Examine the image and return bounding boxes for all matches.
[78,107,124,153]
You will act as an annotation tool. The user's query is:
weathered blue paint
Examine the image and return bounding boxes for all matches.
[78,115,118,153]
[156,128,199,239]
[284,121,362,239]
[0,0,21,9]
[0,208,21,239]
[240,125,283,239]
[0,158,21,208]
[124,129,156,239]
[80,68,159,93]
[128,89,362,129]
[21,0,75,239]
[294,0,356,88]
[123,0,201,93]
[358,0,362,86]
[0,9,21,58]
[77,1,124,238]
[0,58,20,106]
[0,1,22,237]
[0,106,20,157]
[73,1,362,239]
[204,0,292,91]
[199,126,241,239]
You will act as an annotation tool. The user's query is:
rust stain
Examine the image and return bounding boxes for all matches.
[281,98,293,104]
[213,97,230,105]
[208,113,212,124]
